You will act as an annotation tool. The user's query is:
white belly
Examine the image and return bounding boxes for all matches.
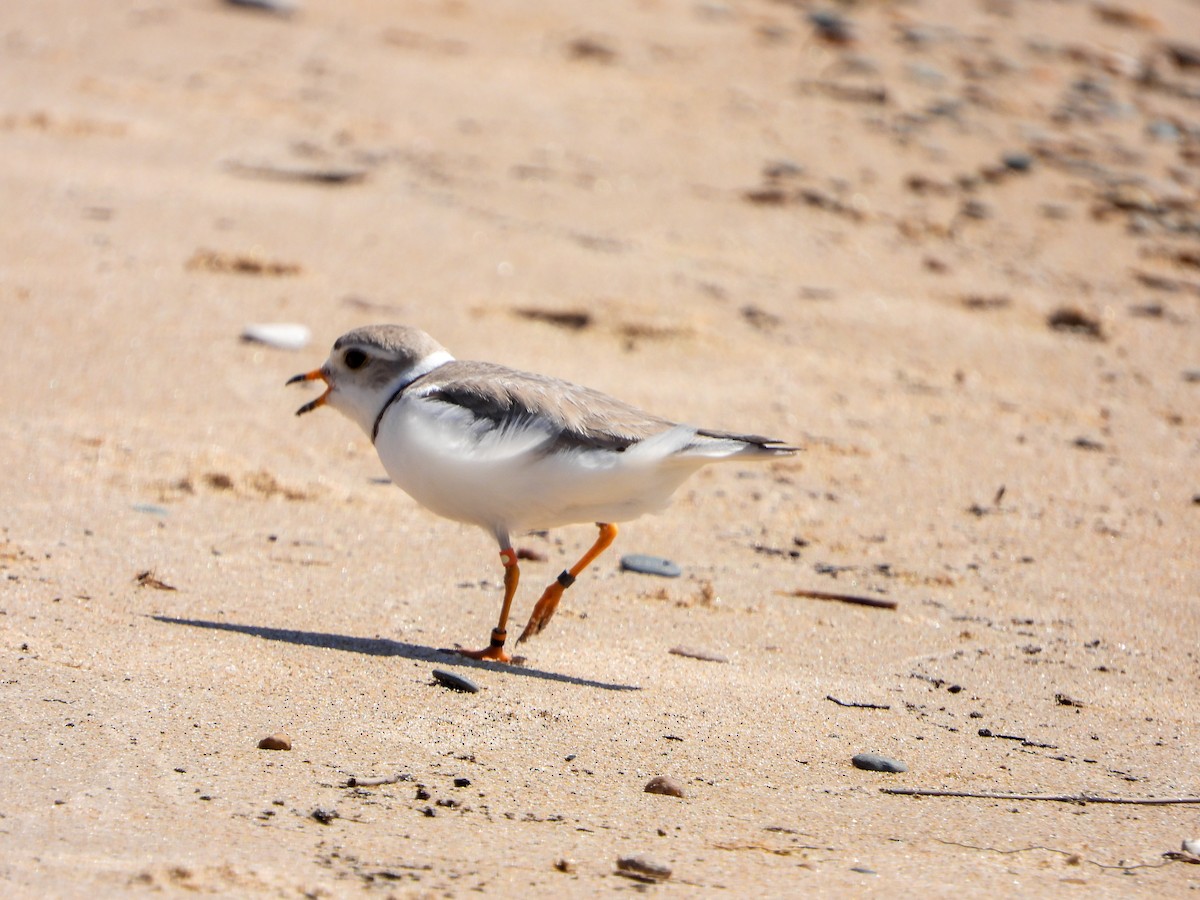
[373,396,705,536]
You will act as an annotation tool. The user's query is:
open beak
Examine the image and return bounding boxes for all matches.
[287,368,331,416]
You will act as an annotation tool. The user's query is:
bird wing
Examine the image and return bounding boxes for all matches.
[406,361,677,453]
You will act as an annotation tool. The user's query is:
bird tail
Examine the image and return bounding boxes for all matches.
[626,424,797,463]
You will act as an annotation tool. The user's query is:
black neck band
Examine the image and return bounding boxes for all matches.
[372,379,415,444]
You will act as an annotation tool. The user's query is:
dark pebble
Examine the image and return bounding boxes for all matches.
[620,554,682,578]
[257,733,291,751]
[807,10,855,45]
[852,752,908,773]
[1048,307,1104,339]
[453,777,471,788]
[1002,152,1034,172]
[432,669,479,693]
[311,807,338,824]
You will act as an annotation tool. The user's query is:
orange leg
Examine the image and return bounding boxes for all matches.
[457,548,519,663]
[518,523,618,643]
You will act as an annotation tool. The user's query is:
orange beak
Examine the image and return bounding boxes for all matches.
[287,368,331,416]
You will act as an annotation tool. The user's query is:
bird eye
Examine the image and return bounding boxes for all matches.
[343,348,367,370]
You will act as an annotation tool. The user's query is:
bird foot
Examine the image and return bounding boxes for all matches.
[518,582,565,643]
[455,644,512,664]
[455,627,512,663]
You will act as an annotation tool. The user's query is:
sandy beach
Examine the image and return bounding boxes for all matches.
[2,0,1198,895]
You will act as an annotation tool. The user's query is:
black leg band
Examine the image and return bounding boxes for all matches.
[490,628,507,648]
[556,570,576,589]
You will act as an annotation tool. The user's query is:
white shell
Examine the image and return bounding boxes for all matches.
[242,323,311,351]
[1183,838,1200,856]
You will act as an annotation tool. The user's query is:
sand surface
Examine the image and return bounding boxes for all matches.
[2,0,1199,896]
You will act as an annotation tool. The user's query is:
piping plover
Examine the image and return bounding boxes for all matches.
[289,324,795,663]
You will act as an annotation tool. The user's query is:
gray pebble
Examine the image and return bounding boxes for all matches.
[1147,120,1180,142]
[241,322,311,350]
[960,199,992,220]
[616,855,672,882]
[852,752,908,773]
[131,503,170,516]
[620,554,682,578]
[432,669,479,693]
[226,0,298,14]
[669,645,728,663]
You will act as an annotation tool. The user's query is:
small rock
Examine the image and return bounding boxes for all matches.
[555,858,577,874]
[1147,120,1180,142]
[669,645,728,663]
[432,669,479,693]
[763,159,804,180]
[960,199,992,220]
[644,776,686,798]
[1002,152,1033,172]
[453,777,471,788]
[808,10,855,45]
[620,554,682,578]
[258,733,291,751]
[310,807,338,824]
[226,0,299,14]
[241,323,311,351]
[743,187,789,205]
[852,752,908,773]
[1047,308,1105,340]
[565,36,617,64]
[1161,41,1200,71]
[1183,838,1200,855]
[131,503,171,517]
[616,855,672,883]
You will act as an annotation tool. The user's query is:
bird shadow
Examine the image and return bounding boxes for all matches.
[150,616,641,692]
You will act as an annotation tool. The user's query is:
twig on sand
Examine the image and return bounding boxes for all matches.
[826,695,891,710]
[882,787,1200,805]
[779,588,898,610]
